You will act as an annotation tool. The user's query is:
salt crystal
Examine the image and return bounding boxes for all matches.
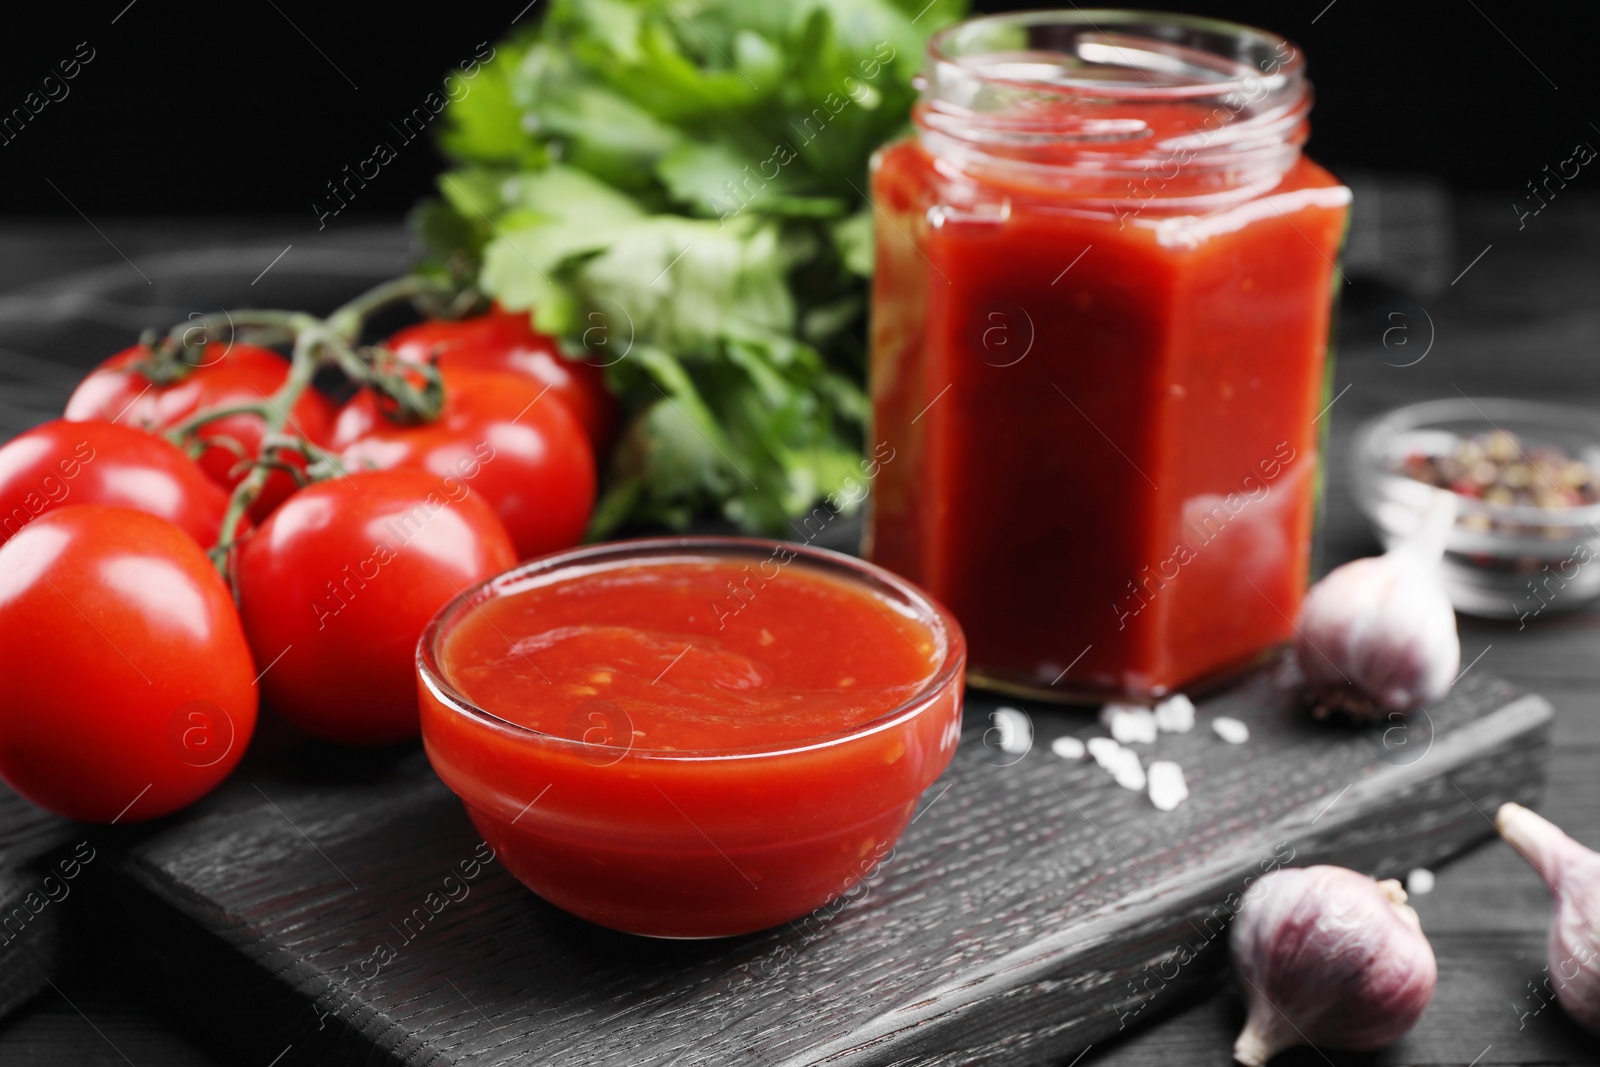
[1154,693,1196,733]
[1148,760,1189,811]
[1407,867,1436,895]
[1051,736,1087,760]
[1212,716,1250,745]
[992,707,1032,755]
[1084,737,1144,789]
[1109,749,1146,791]
[1101,703,1157,745]
[1099,701,1140,724]
[1087,736,1122,766]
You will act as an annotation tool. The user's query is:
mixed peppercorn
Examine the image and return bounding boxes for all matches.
[1398,429,1598,531]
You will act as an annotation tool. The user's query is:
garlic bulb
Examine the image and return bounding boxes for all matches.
[1496,803,1600,1035]
[1295,492,1460,719]
[1231,866,1437,1065]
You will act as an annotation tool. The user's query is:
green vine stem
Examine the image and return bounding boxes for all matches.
[168,308,302,343]
[208,325,327,568]
[162,403,277,445]
[326,275,452,342]
[164,309,303,366]
[133,274,465,576]
[148,276,451,382]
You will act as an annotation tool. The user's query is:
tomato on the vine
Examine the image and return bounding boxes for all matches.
[331,366,596,560]
[387,306,616,449]
[234,468,517,745]
[0,419,236,549]
[0,506,258,822]
[64,342,335,520]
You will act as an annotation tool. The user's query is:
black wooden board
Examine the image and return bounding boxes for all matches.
[82,655,1549,1067]
[0,792,84,1017]
[6,195,1593,1062]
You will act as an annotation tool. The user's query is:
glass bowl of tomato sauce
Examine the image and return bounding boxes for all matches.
[417,537,965,938]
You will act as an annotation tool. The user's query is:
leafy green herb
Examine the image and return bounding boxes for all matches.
[415,0,965,534]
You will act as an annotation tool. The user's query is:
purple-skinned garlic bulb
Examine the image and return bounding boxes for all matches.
[1496,803,1600,1035]
[1230,866,1437,1065]
[1296,492,1460,720]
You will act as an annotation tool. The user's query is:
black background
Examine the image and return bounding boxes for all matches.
[0,1,1588,221]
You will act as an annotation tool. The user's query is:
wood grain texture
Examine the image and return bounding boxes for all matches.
[0,791,84,1018]
[2,198,1598,1064]
[1090,934,1600,1067]
[0,979,238,1067]
[85,658,1547,1067]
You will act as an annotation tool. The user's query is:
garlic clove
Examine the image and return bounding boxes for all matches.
[1296,492,1460,720]
[1495,803,1600,1035]
[1231,866,1437,1065]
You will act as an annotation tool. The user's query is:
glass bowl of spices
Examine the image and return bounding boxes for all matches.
[1352,398,1600,620]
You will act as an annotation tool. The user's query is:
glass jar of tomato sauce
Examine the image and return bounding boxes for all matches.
[867,11,1350,702]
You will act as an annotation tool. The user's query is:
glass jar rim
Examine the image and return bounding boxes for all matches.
[912,9,1314,198]
[925,9,1305,103]
[416,535,967,763]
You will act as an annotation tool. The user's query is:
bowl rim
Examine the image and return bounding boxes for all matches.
[1351,396,1600,532]
[416,535,967,764]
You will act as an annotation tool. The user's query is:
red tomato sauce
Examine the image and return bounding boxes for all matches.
[868,117,1349,700]
[419,547,964,937]
[439,559,938,749]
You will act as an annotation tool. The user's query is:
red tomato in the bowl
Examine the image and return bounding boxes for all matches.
[0,419,235,549]
[387,306,616,449]
[64,343,335,520]
[331,367,595,560]
[0,506,258,822]
[234,468,517,745]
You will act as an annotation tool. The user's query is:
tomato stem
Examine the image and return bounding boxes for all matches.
[209,323,327,570]
[163,403,277,445]
[176,275,463,578]
[165,309,303,361]
[326,275,450,342]
[259,432,349,481]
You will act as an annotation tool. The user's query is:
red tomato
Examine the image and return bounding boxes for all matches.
[331,367,595,560]
[0,419,236,549]
[0,506,257,822]
[234,469,517,745]
[387,306,616,448]
[64,343,336,520]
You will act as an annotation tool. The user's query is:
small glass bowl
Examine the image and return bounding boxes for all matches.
[416,537,966,939]
[1351,398,1600,619]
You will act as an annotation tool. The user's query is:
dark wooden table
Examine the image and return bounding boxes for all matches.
[2,200,1598,1066]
